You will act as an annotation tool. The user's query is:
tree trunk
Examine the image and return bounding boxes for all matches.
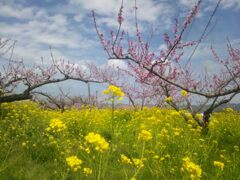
[0,93,32,103]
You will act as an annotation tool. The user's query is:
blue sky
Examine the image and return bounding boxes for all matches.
[0,0,240,98]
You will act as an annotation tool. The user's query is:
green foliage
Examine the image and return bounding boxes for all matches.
[0,101,239,179]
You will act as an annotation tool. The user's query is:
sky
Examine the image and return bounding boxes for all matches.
[0,0,240,99]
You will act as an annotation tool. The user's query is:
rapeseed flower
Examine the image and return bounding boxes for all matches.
[102,85,124,100]
[85,132,109,152]
[213,161,224,170]
[182,157,202,180]
[195,113,203,120]
[83,167,93,176]
[119,154,132,165]
[173,128,182,136]
[165,96,173,102]
[46,118,67,132]
[119,154,144,169]
[181,90,188,97]
[138,129,152,141]
[225,108,233,112]
[22,142,27,147]
[234,145,239,152]
[132,158,144,169]
[66,156,82,172]
[153,155,160,160]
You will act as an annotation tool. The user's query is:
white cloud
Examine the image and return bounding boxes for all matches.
[0,0,174,48]
[70,0,120,15]
[70,0,173,31]
[159,44,167,50]
[221,0,240,10]
[179,0,198,9]
[0,18,90,49]
[180,0,240,12]
[107,59,128,70]
[0,4,34,19]
[74,14,84,22]
[203,0,240,11]
[31,30,82,49]
[0,3,96,64]
[135,0,172,22]
[202,59,222,73]
[6,41,70,65]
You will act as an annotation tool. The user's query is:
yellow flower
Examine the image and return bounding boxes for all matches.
[182,157,202,180]
[119,154,144,169]
[118,97,124,101]
[160,157,165,161]
[165,154,171,159]
[174,132,180,136]
[83,167,92,176]
[165,96,173,102]
[102,85,124,100]
[225,107,233,112]
[47,118,67,132]
[119,154,132,165]
[132,158,144,169]
[138,129,152,141]
[102,89,109,95]
[153,155,160,160]
[213,161,224,170]
[85,132,109,152]
[234,145,239,152]
[173,128,182,136]
[66,156,82,172]
[85,147,91,154]
[181,90,188,97]
[195,113,203,120]
[171,111,181,117]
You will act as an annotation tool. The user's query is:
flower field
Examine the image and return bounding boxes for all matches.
[0,101,239,179]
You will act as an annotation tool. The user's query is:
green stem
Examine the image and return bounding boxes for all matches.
[111,97,115,135]
[97,154,102,180]
[132,142,145,178]
[141,142,146,159]
[0,139,13,172]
